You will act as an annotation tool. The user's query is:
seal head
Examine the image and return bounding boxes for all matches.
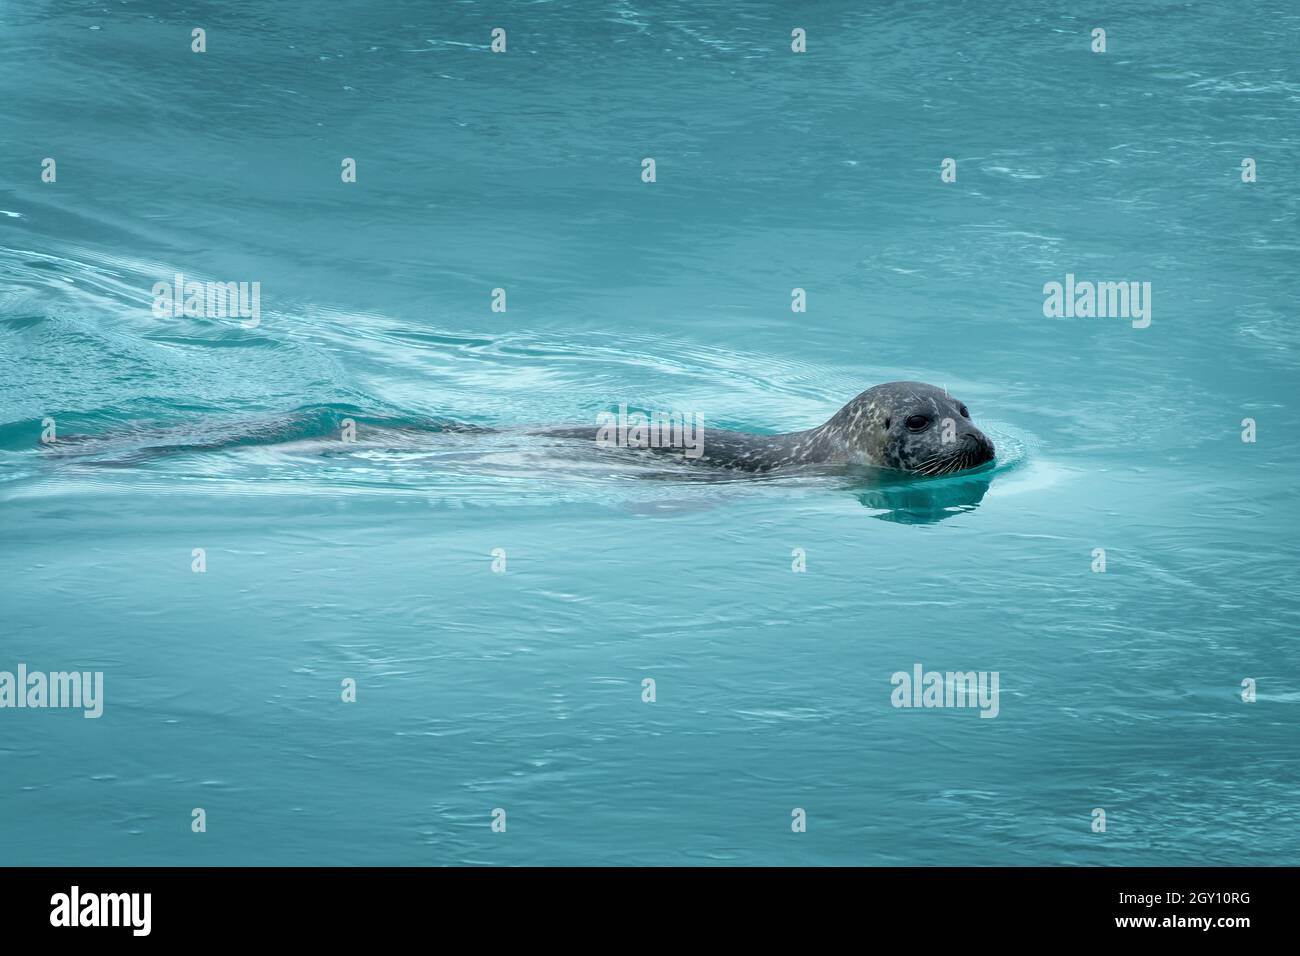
[814,381,996,475]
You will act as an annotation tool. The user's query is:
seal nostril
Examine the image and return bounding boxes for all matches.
[962,432,995,462]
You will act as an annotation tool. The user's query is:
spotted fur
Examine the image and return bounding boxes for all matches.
[546,381,996,475]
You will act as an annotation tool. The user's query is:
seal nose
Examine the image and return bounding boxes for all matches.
[963,431,995,465]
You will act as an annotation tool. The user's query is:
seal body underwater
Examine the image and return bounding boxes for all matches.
[544,381,996,476]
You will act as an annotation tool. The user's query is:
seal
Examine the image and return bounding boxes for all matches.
[545,381,996,475]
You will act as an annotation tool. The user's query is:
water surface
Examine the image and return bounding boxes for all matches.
[1,0,1298,865]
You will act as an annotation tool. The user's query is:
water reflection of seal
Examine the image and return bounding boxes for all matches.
[853,471,992,524]
[547,381,996,476]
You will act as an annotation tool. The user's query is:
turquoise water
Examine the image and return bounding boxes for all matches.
[2,1,1299,865]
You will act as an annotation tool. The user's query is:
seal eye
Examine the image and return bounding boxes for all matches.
[905,415,929,431]
[958,404,970,418]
